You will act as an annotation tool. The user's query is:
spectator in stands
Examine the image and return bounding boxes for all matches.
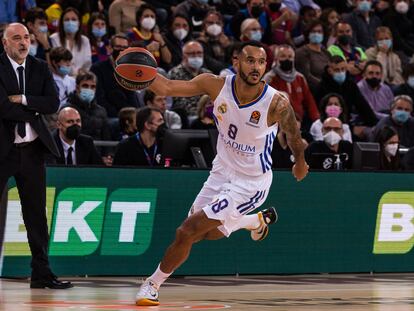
[49,107,104,165]
[108,0,145,34]
[368,95,414,148]
[375,125,401,170]
[25,7,51,61]
[374,0,392,20]
[315,55,377,126]
[50,7,92,75]
[113,107,164,166]
[65,71,111,142]
[174,0,211,32]
[305,117,353,170]
[357,60,394,119]
[46,0,94,32]
[126,3,171,67]
[91,34,140,118]
[118,107,137,140]
[295,19,331,93]
[87,12,109,64]
[190,95,217,130]
[365,26,404,86]
[319,7,339,47]
[144,90,182,129]
[163,14,192,69]
[264,44,319,129]
[219,42,242,77]
[403,146,414,170]
[169,41,211,117]
[264,0,294,45]
[197,10,231,74]
[282,0,317,15]
[310,93,353,142]
[394,63,414,102]
[291,5,317,47]
[343,0,382,50]
[328,22,367,80]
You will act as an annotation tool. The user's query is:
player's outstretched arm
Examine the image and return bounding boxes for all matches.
[273,94,309,181]
[148,73,222,98]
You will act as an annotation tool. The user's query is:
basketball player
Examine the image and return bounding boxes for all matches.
[135,41,309,306]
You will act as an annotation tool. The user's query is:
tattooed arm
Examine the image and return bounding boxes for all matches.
[270,93,309,181]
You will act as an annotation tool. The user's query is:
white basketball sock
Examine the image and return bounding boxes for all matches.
[233,213,261,231]
[148,264,172,289]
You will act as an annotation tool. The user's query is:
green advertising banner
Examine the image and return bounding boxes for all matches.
[1,167,414,277]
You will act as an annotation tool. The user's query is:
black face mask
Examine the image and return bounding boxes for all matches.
[366,77,381,88]
[251,5,263,18]
[156,123,167,140]
[65,124,81,140]
[268,2,281,12]
[112,49,123,61]
[279,59,293,72]
[337,35,351,46]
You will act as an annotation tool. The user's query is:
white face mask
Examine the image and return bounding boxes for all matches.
[173,28,188,40]
[395,1,409,14]
[206,24,222,36]
[187,56,203,70]
[141,17,156,30]
[323,130,342,146]
[385,143,399,156]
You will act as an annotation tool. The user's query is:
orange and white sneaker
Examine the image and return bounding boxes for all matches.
[135,278,160,306]
[250,207,278,241]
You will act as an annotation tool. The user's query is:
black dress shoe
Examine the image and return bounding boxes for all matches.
[30,276,74,289]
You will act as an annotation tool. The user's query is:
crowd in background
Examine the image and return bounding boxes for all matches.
[1,0,414,170]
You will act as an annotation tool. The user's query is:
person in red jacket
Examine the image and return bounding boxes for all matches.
[264,44,319,130]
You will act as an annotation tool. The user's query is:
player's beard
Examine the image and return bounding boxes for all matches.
[239,67,263,86]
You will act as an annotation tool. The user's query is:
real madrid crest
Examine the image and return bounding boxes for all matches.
[218,103,227,114]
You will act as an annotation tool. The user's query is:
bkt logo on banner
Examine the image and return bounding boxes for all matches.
[373,192,414,254]
[4,187,157,256]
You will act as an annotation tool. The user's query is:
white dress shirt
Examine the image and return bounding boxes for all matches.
[53,72,76,107]
[7,54,38,143]
[59,135,77,165]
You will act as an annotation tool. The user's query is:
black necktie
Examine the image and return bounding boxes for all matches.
[17,66,26,138]
[67,147,73,165]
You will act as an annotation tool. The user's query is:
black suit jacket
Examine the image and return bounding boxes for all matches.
[0,52,60,161]
[51,130,103,166]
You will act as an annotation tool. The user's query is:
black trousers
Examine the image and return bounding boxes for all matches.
[0,139,52,279]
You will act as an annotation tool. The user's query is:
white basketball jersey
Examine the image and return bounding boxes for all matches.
[213,75,279,176]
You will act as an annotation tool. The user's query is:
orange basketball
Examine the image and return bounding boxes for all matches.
[114,47,157,91]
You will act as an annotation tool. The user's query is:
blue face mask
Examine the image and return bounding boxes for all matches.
[92,27,106,38]
[358,0,372,12]
[58,65,71,76]
[38,25,48,33]
[377,39,392,49]
[63,20,79,34]
[407,76,414,89]
[333,71,346,84]
[393,110,410,123]
[29,44,37,56]
[249,30,262,41]
[79,88,95,103]
[187,57,203,70]
[309,32,323,44]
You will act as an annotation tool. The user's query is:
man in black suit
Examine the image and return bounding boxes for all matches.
[50,107,104,166]
[0,23,72,289]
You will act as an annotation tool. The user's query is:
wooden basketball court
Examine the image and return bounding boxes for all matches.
[1,273,414,310]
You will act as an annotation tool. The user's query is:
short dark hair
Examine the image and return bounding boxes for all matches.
[144,90,156,105]
[25,7,47,24]
[110,33,128,47]
[119,107,137,132]
[238,41,265,55]
[76,71,97,85]
[329,55,346,64]
[363,60,383,73]
[136,106,162,132]
[136,3,156,25]
[304,19,325,40]
[49,47,73,63]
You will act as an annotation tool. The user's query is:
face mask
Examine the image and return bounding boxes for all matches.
[279,59,293,72]
[337,34,351,46]
[249,30,262,41]
[79,88,95,103]
[112,49,123,61]
[309,32,323,44]
[29,44,37,56]
[187,56,203,70]
[395,1,409,14]
[377,39,392,50]
[38,25,48,33]
[63,20,79,34]
[325,105,342,118]
[333,71,346,84]
[205,105,214,119]
[92,27,106,38]
[407,76,414,89]
[358,0,372,12]
[251,5,263,18]
[268,2,282,12]
[58,65,71,76]
[65,124,81,140]
[393,109,410,123]
[173,28,188,40]
[156,123,167,139]
[366,77,381,88]
[206,24,222,36]
[323,130,341,146]
[141,17,156,30]
[385,143,399,156]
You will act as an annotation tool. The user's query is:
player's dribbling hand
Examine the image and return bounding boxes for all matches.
[292,161,309,181]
